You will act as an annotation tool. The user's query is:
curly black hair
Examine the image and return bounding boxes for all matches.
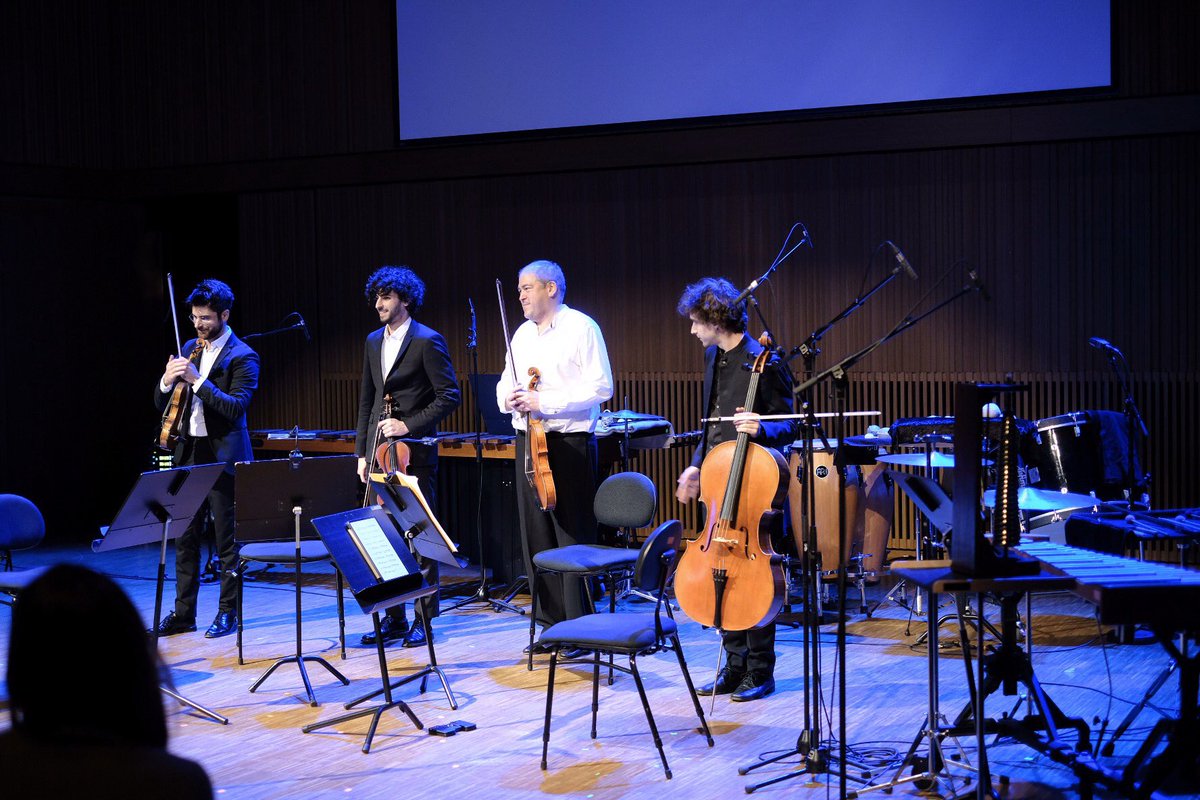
[186,278,235,314]
[676,277,747,334]
[364,265,425,315]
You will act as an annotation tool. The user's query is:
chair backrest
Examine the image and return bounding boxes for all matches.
[0,494,45,553]
[593,471,656,530]
[631,519,683,594]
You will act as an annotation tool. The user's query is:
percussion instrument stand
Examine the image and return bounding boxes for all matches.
[449,319,524,615]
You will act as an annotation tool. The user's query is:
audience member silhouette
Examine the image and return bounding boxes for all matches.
[1,564,213,799]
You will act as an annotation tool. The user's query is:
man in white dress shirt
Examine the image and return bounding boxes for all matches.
[497,260,613,630]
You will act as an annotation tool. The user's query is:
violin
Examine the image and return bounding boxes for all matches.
[674,335,788,631]
[362,393,411,507]
[156,273,199,452]
[524,368,557,511]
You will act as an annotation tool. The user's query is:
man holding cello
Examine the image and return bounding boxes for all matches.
[497,260,613,636]
[674,277,795,702]
[355,265,460,648]
[154,278,259,639]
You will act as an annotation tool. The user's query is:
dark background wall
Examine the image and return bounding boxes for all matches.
[1,1,1197,542]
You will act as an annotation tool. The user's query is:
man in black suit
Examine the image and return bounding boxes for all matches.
[355,266,460,647]
[674,277,794,702]
[154,279,260,639]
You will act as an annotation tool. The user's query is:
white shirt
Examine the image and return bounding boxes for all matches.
[496,304,613,434]
[158,326,233,438]
[380,316,413,379]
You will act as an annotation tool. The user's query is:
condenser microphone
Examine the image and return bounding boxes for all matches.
[886,241,918,280]
[967,270,991,302]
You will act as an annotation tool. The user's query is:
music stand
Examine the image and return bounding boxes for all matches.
[94,464,228,724]
[304,505,452,753]
[234,455,359,704]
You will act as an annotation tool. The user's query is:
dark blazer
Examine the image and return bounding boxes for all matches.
[691,335,795,469]
[355,320,460,467]
[154,331,260,473]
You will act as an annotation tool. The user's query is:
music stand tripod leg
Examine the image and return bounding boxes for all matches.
[302,612,424,753]
[247,507,350,706]
[153,515,229,725]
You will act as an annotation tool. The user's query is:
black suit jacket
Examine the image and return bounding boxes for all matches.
[154,331,260,473]
[690,335,795,469]
[355,320,460,467]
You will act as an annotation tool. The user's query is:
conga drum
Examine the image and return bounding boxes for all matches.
[787,440,862,573]
[858,463,894,574]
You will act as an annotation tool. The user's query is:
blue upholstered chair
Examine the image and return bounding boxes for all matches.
[537,518,712,779]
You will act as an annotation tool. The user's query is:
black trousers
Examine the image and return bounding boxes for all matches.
[515,431,599,627]
[384,462,440,625]
[723,624,777,676]
[173,437,239,619]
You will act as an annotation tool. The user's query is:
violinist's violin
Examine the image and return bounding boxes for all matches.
[362,393,411,507]
[524,368,557,511]
[156,273,201,452]
[674,335,788,631]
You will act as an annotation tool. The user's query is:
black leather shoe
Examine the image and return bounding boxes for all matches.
[205,610,238,639]
[361,614,409,646]
[524,640,553,655]
[696,666,745,697]
[731,671,775,702]
[153,611,196,636]
[560,647,592,660]
[402,622,432,648]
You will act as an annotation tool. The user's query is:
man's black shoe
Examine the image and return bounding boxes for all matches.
[524,641,553,655]
[696,666,745,697]
[153,611,196,636]
[361,615,409,646]
[401,622,432,649]
[205,610,238,639]
[560,647,592,661]
[730,671,775,702]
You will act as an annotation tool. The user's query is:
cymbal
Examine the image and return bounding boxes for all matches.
[983,487,1098,512]
[876,452,993,468]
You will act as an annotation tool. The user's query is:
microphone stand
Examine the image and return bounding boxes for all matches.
[1096,342,1150,505]
[241,312,309,341]
[449,302,524,615]
[743,265,985,795]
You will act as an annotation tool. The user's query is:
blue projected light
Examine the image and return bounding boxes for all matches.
[395,1,1111,141]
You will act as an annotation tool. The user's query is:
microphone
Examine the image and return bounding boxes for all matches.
[886,241,918,280]
[1089,336,1121,355]
[467,298,477,349]
[732,273,768,306]
[967,270,991,301]
[295,314,311,341]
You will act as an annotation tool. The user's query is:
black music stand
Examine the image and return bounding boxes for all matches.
[234,455,359,705]
[303,505,453,753]
[94,464,229,724]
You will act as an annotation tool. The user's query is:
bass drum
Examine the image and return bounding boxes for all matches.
[787,441,862,574]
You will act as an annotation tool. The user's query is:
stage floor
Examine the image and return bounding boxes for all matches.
[0,544,1193,799]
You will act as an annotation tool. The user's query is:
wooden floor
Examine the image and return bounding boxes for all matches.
[1,544,1195,800]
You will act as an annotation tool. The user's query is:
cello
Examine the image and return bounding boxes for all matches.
[674,335,788,631]
[496,279,557,511]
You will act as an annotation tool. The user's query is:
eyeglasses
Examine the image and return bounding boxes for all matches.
[189,314,218,323]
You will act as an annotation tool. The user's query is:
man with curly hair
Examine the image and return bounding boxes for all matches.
[355,265,461,647]
[154,278,260,639]
[674,276,794,702]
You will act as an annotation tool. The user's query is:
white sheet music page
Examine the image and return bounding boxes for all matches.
[346,517,411,582]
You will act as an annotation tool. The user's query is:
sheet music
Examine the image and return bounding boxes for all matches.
[346,517,412,582]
